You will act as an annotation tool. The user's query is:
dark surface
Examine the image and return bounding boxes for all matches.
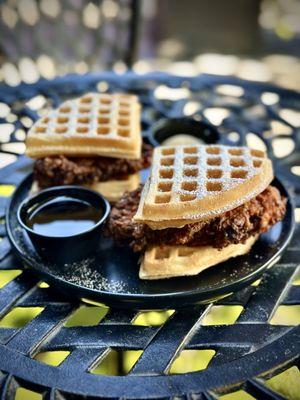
[148,117,220,146]
[0,72,299,399]
[7,173,294,309]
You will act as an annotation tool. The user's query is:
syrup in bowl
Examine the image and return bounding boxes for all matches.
[18,186,110,263]
[26,196,103,237]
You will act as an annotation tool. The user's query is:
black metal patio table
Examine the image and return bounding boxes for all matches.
[0,72,299,399]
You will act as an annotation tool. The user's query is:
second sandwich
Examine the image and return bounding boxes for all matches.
[26,92,151,202]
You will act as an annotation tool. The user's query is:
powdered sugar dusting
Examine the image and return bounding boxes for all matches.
[138,144,270,223]
[28,92,138,142]
[61,257,126,292]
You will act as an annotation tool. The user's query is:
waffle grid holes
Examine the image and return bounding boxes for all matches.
[162,148,175,156]
[98,117,110,124]
[161,157,175,166]
[155,194,171,204]
[207,181,222,192]
[55,127,67,134]
[118,118,130,126]
[78,107,90,114]
[99,108,110,114]
[160,169,174,179]
[230,158,246,167]
[118,128,130,137]
[178,248,194,257]
[184,156,198,165]
[31,93,138,142]
[207,157,221,166]
[158,182,173,192]
[154,248,170,259]
[251,149,264,158]
[97,127,110,135]
[60,107,71,113]
[253,159,263,168]
[77,126,88,134]
[207,169,223,179]
[180,194,197,202]
[80,96,92,104]
[78,117,90,124]
[100,98,112,105]
[35,126,46,133]
[183,168,198,177]
[57,117,69,123]
[184,147,198,154]
[206,147,220,155]
[228,148,244,156]
[231,170,248,179]
[119,109,130,116]
[151,144,268,213]
[181,181,197,192]
[119,101,131,107]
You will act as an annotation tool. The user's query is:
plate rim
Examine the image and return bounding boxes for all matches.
[5,173,295,307]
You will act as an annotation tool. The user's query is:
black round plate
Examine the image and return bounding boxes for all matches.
[6,174,294,309]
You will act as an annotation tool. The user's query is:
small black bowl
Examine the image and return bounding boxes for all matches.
[17,186,110,264]
[148,117,220,147]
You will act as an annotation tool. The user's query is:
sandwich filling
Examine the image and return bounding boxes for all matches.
[33,144,152,189]
[108,184,286,252]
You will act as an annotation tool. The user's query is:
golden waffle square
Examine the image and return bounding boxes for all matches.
[134,144,273,229]
[26,93,141,159]
[140,236,257,279]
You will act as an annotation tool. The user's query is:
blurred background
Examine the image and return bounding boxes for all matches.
[0,0,299,88]
[0,1,299,399]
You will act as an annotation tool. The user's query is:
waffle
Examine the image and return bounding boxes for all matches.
[30,174,140,203]
[89,173,140,203]
[140,235,257,279]
[26,93,141,160]
[134,145,273,229]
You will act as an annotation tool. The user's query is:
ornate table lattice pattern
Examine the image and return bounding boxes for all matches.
[0,0,139,73]
[0,72,299,399]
